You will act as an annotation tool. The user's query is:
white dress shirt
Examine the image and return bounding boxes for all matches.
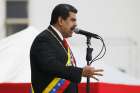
[50,25,63,41]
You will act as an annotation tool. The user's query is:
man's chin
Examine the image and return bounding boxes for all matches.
[69,32,73,37]
[69,35,72,37]
[65,34,73,38]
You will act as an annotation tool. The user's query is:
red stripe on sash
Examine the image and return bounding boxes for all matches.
[56,80,70,93]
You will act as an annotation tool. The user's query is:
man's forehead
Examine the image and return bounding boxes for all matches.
[69,12,76,19]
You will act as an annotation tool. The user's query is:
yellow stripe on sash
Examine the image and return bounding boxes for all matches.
[42,78,61,93]
[67,48,71,66]
[31,84,34,93]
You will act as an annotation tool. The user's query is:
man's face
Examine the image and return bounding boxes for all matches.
[59,12,77,38]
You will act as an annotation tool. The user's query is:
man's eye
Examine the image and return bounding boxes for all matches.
[71,19,76,21]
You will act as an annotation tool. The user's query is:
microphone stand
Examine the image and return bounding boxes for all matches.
[86,36,93,93]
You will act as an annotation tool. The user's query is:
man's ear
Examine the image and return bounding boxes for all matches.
[58,17,63,26]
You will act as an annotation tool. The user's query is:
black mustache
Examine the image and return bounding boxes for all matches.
[71,26,76,30]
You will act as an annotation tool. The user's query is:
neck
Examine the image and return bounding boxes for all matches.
[52,24,63,36]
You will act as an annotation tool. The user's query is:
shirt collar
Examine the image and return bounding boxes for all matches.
[50,25,63,40]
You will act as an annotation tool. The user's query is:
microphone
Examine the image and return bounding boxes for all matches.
[74,28,100,39]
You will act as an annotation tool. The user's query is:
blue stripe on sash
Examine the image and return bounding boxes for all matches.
[49,79,65,93]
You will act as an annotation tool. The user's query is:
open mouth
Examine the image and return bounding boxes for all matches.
[71,26,76,31]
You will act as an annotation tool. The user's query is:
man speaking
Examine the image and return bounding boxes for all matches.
[30,4,103,93]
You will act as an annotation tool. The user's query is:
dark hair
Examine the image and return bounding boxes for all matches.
[50,4,77,25]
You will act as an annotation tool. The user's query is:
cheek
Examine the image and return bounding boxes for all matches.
[66,20,73,27]
[68,23,74,29]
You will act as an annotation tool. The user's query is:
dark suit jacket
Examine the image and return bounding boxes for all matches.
[30,26,83,93]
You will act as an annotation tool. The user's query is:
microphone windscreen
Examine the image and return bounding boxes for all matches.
[74,28,80,34]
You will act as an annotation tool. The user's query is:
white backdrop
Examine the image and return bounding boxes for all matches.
[0,26,41,82]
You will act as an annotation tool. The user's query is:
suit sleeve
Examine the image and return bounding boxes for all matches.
[30,37,83,83]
